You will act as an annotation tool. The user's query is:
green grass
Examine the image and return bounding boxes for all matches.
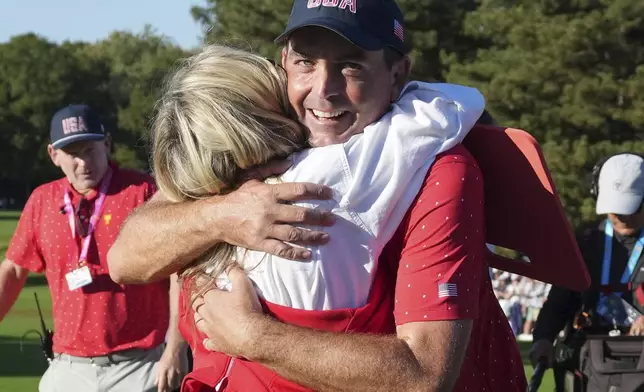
[0,284,52,392]
[0,210,556,391]
[520,341,555,391]
[0,210,54,392]
[0,211,20,260]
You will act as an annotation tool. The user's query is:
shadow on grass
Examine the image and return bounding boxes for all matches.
[24,275,47,288]
[518,340,533,366]
[0,336,48,377]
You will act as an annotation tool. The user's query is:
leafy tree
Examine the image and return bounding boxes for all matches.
[447,0,644,143]
[82,27,189,169]
[446,0,644,228]
[0,29,188,202]
[0,34,113,197]
[191,0,292,60]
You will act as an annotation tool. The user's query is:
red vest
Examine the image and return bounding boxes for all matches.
[180,243,397,392]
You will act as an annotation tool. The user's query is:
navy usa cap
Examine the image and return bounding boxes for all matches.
[275,0,409,54]
[50,104,105,149]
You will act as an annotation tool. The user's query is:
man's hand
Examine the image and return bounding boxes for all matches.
[192,268,473,392]
[212,178,336,261]
[529,338,554,368]
[630,316,644,336]
[192,268,263,358]
[0,260,29,322]
[108,160,336,283]
[155,343,187,392]
[211,159,336,260]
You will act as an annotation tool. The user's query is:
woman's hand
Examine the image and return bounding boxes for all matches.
[192,268,265,358]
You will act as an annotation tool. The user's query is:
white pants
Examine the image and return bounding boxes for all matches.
[39,345,163,392]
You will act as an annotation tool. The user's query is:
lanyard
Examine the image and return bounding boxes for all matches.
[601,222,644,286]
[62,168,113,266]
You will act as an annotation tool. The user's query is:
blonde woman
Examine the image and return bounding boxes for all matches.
[150,44,484,390]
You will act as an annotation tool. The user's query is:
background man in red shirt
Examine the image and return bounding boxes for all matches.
[108,1,526,390]
[0,104,187,392]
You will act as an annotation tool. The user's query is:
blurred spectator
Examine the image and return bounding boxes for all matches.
[490,267,551,340]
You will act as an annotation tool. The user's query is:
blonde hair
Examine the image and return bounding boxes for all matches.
[150,44,307,294]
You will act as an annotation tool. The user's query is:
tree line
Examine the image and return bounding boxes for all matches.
[2,0,643,231]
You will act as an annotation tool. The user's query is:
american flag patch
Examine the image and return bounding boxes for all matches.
[438,283,458,298]
[393,19,404,41]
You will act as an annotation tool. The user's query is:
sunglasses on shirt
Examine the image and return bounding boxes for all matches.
[74,198,90,238]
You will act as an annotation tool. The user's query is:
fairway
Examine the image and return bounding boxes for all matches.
[0,211,54,392]
[0,210,555,391]
[0,211,20,261]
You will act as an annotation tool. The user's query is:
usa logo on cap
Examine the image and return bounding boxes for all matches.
[50,104,106,149]
[61,116,88,135]
[307,0,357,13]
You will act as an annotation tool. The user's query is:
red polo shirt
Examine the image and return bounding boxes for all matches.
[390,145,526,391]
[6,163,170,357]
[181,145,526,391]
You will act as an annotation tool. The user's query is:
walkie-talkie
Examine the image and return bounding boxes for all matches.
[34,293,54,360]
[20,292,54,362]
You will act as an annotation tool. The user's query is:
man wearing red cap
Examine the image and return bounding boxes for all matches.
[109,1,526,391]
[0,104,187,392]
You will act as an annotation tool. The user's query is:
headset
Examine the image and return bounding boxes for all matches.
[589,152,644,199]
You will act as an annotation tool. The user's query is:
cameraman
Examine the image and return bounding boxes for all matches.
[529,153,644,390]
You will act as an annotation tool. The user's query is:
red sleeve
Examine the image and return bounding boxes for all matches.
[6,190,45,272]
[394,147,486,324]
